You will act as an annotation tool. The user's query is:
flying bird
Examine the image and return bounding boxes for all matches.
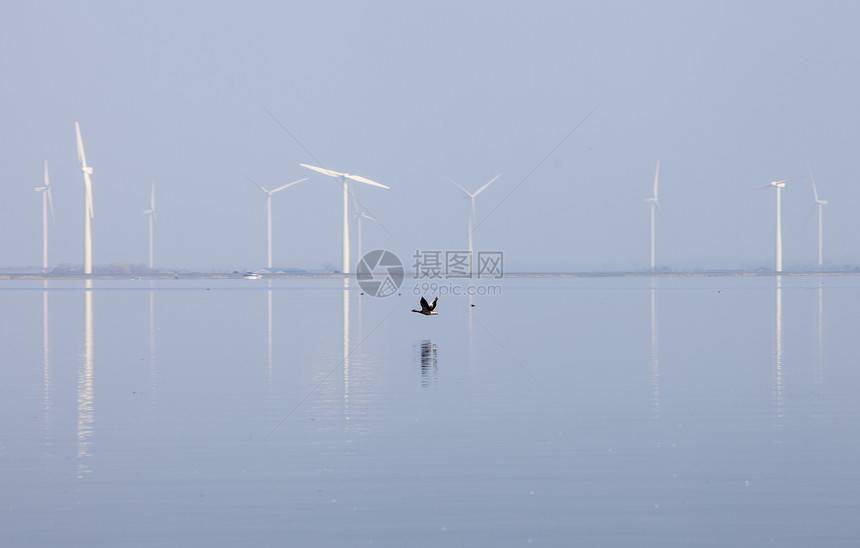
[412,297,439,316]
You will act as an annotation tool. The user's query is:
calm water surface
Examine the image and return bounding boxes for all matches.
[2,276,859,546]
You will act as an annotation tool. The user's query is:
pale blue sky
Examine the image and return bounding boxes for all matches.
[2,1,858,271]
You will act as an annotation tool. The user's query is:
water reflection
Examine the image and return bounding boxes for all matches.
[148,283,157,395]
[418,339,438,387]
[267,280,273,390]
[42,281,52,445]
[6,278,860,545]
[650,278,660,420]
[77,280,94,479]
[774,275,784,421]
[343,277,351,426]
[816,277,824,390]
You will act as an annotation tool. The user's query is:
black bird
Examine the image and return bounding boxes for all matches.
[412,297,439,316]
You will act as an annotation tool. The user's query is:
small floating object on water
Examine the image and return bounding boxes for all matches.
[412,296,439,316]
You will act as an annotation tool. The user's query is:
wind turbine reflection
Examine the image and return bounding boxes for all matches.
[650,278,660,420]
[77,280,95,479]
[343,277,351,424]
[42,281,52,446]
[774,275,784,422]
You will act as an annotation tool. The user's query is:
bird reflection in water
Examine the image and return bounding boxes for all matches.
[418,339,438,387]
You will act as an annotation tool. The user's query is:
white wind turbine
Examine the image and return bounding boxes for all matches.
[748,177,802,273]
[810,172,827,267]
[34,161,55,272]
[644,162,660,272]
[142,181,156,269]
[75,122,95,274]
[245,174,309,269]
[300,164,388,274]
[351,191,388,263]
[449,174,500,274]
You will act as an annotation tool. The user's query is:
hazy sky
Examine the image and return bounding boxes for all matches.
[2,1,858,271]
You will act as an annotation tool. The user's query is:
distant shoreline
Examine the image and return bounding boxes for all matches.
[1,270,858,281]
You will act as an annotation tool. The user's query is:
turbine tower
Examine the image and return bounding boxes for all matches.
[142,181,156,270]
[300,164,388,274]
[75,122,95,274]
[644,162,660,272]
[246,175,309,269]
[34,161,55,272]
[748,177,801,273]
[449,174,500,274]
[811,172,827,267]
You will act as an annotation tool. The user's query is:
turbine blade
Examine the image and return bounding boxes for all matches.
[367,214,389,234]
[745,183,774,192]
[270,177,309,194]
[151,181,156,210]
[653,162,660,200]
[347,184,395,240]
[354,199,386,230]
[300,163,345,178]
[448,178,473,197]
[473,173,501,197]
[47,187,56,226]
[346,173,389,189]
[236,167,268,194]
[648,199,669,231]
[75,122,87,167]
[44,161,50,187]
[799,203,816,233]
[810,171,820,202]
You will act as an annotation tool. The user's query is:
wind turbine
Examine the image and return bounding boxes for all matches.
[75,122,95,274]
[644,162,660,272]
[300,164,388,274]
[245,174,309,269]
[351,191,388,263]
[810,172,827,267]
[142,181,156,270]
[747,177,802,273]
[34,161,55,272]
[449,174,500,274]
